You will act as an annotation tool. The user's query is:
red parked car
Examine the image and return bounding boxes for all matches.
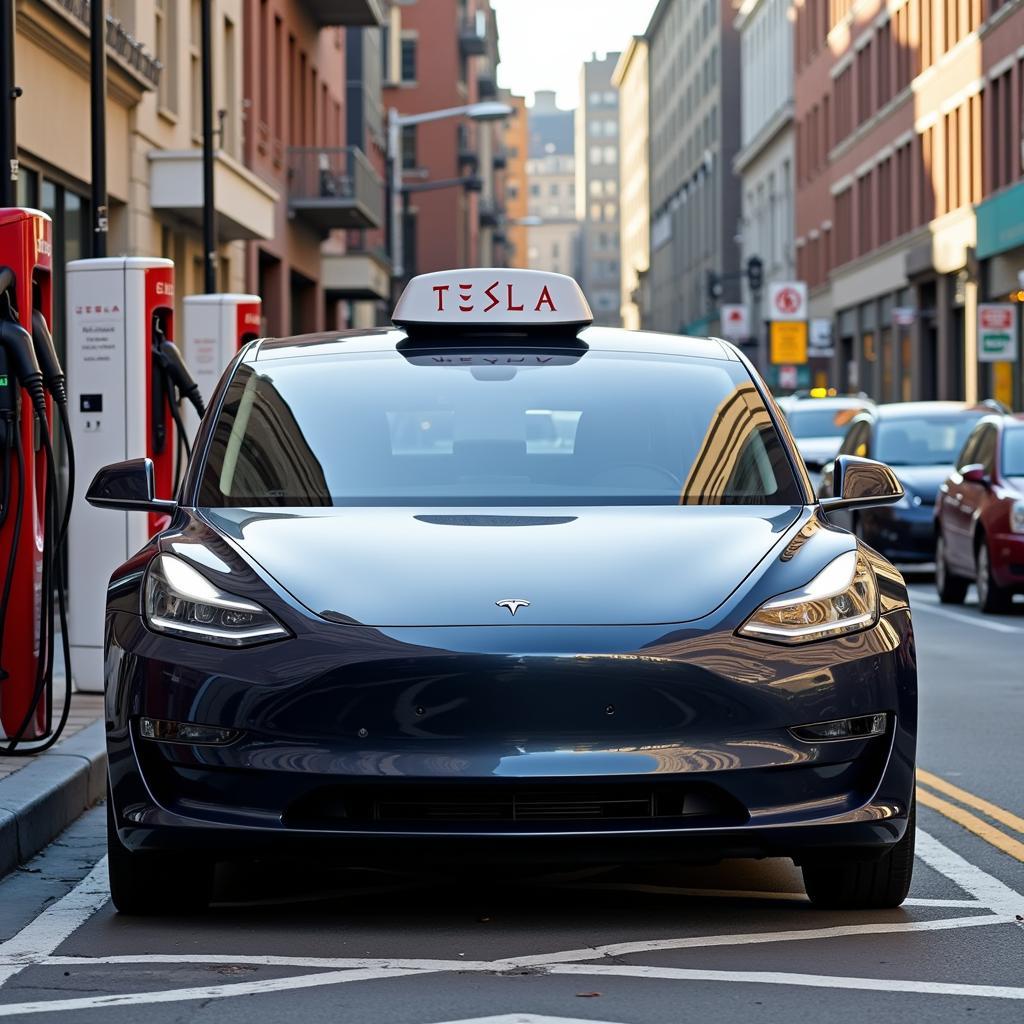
[935,414,1024,612]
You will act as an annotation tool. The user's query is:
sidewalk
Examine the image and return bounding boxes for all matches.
[0,647,106,877]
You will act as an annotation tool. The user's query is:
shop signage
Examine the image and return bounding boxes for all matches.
[770,320,808,364]
[720,304,749,340]
[892,307,917,327]
[809,318,834,357]
[977,304,1018,363]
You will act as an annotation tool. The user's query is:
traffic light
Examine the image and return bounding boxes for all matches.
[746,255,764,293]
[707,270,723,305]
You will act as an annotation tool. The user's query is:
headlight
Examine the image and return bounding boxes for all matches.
[144,553,289,647]
[738,550,878,645]
[1011,500,1024,534]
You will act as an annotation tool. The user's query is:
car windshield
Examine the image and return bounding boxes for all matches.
[197,346,803,507]
[786,404,867,438]
[875,414,983,466]
[1003,427,1024,476]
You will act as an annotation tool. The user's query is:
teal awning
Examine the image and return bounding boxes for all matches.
[976,181,1024,260]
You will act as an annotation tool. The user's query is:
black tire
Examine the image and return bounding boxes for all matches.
[802,802,915,910]
[107,794,213,915]
[976,539,1013,615]
[935,534,968,604]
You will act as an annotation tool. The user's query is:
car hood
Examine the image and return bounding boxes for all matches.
[890,465,952,503]
[796,437,843,467]
[202,506,802,627]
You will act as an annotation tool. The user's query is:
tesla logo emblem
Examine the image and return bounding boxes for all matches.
[496,599,530,616]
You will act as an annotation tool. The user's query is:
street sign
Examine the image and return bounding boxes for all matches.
[978,303,1018,362]
[809,318,834,358]
[892,307,917,327]
[770,320,808,364]
[768,281,808,321]
[720,304,749,340]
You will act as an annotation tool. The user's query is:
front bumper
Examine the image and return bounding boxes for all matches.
[105,609,917,864]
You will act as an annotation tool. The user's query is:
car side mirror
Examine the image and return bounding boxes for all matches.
[819,454,903,513]
[960,464,989,486]
[85,458,177,515]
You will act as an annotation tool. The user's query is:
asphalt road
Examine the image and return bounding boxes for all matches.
[1,579,1022,1024]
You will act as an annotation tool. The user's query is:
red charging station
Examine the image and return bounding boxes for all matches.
[67,258,177,693]
[0,208,53,741]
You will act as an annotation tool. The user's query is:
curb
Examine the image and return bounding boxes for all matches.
[0,720,107,877]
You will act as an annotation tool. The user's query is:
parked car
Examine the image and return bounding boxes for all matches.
[782,395,875,473]
[935,413,1024,612]
[819,402,987,563]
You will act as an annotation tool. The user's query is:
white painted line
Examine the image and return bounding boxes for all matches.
[0,967,424,1018]
[910,600,1022,633]
[543,881,982,909]
[546,963,1024,1001]
[0,858,109,988]
[425,1017,625,1024]
[491,913,1014,968]
[916,828,1024,917]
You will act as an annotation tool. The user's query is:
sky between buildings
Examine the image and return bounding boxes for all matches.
[491,0,660,110]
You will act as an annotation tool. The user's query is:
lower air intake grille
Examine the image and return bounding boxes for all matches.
[285,783,746,828]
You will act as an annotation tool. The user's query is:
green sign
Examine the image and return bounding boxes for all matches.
[976,180,1024,260]
[0,375,8,387]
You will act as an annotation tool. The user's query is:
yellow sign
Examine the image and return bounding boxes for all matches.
[993,361,1013,408]
[770,320,808,364]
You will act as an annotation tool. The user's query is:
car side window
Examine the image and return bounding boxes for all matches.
[956,425,982,472]
[975,425,997,475]
[839,420,866,457]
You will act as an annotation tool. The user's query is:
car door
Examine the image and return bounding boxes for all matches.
[945,424,994,574]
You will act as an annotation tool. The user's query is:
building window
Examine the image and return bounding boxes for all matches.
[857,173,872,256]
[401,124,417,170]
[154,0,178,114]
[401,36,417,83]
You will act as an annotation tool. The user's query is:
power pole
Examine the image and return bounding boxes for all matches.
[90,0,108,256]
[201,0,216,293]
[0,0,18,207]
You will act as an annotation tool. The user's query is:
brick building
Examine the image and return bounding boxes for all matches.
[382,0,504,278]
[794,0,1024,406]
[242,0,386,337]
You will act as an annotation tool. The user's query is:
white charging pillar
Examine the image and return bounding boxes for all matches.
[66,257,176,693]
[183,293,261,432]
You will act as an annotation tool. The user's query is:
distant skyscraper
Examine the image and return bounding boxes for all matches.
[575,53,622,327]
[646,0,742,335]
[525,91,579,278]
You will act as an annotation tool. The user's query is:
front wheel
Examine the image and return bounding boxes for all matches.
[107,795,213,915]
[935,534,968,604]
[976,540,1013,614]
[802,802,915,910]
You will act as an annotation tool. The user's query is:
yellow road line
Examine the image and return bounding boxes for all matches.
[916,786,1024,862]
[917,769,1024,836]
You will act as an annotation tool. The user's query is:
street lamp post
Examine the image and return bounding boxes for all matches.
[387,101,511,281]
[90,0,108,256]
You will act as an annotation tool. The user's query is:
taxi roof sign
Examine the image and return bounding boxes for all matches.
[392,269,594,329]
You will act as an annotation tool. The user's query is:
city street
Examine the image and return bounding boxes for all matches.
[1,582,1022,1024]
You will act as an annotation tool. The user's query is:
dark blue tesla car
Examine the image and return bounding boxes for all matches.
[88,270,917,915]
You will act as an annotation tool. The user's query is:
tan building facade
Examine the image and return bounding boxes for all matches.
[613,36,648,331]
[13,0,275,353]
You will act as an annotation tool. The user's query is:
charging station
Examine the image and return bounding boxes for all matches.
[66,257,177,693]
[0,208,54,741]
[182,293,261,432]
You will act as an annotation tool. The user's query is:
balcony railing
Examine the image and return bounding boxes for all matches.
[459,14,487,56]
[300,0,386,27]
[287,146,384,232]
